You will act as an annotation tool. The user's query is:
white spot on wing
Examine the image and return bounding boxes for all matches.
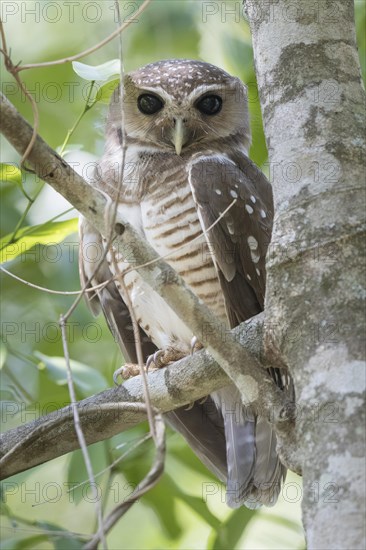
[250,195,257,203]
[251,252,260,264]
[227,223,235,235]
[245,204,254,214]
[260,209,267,218]
[230,189,238,198]
[256,268,261,276]
[215,189,222,195]
[247,236,258,250]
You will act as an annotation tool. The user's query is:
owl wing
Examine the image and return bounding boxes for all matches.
[79,216,228,482]
[188,152,273,325]
[79,217,156,362]
[188,152,285,508]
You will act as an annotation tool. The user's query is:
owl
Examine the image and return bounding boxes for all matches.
[79,59,286,508]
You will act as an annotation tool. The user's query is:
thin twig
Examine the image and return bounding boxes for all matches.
[13,0,152,73]
[65,433,151,497]
[0,19,39,166]
[59,316,107,550]
[109,247,157,443]
[83,413,166,550]
[112,0,158,445]
[0,266,106,296]
[59,82,96,157]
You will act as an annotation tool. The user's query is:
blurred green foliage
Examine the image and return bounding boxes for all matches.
[1,1,364,548]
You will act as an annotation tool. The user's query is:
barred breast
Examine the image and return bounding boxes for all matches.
[110,153,228,351]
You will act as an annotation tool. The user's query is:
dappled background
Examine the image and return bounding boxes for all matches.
[1,1,365,548]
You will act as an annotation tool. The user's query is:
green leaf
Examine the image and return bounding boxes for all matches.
[0,519,85,549]
[36,521,84,550]
[35,353,108,397]
[0,219,78,264]
[94,79,119,104]
[67,442,109,504]
[0,164,22,186]
[53,536,84,550]
[160,471,221,529]
[0,488,12,517]
[0,534,49,549]
[261,513,304,534]
[207,507,257,550]
[143,477,182,539]
[13,534,53,549]
[72,60,121,82]
[0,164,33,201]
[169,439,220,481]
[0,344,7,370]
[177,492,221,530]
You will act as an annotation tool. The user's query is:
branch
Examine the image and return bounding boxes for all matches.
[0,316,267,479]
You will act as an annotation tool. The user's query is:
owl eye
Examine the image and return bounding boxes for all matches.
[137,94,164,115]
[195,95,222,115]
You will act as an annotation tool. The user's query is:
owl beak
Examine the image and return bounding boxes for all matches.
[172,118,185,155]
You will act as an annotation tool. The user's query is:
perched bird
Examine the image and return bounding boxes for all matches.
[79,59,286,508]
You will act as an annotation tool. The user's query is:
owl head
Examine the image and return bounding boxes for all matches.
[107,59,251,155]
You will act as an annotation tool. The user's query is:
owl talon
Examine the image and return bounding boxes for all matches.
[113,366,124,385]
[113,364,141,384]
[190,336,204,355]
[146,346,187,370]
[146,350,164,371]
[184,402,195,411]
[190,336,197,355]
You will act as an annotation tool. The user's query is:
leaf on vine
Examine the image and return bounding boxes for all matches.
[72,60,121,82]
[35,352,108,397]
[0,219,78,264]
[0,163,32,200]
[94,79,119,104]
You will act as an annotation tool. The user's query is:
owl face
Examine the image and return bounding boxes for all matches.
[108,59,251,155]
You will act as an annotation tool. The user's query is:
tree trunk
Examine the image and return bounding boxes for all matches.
[244,0,365,548]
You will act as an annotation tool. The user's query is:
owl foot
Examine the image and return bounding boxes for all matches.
[190,336,204,355]
[113,362,163,383]
[146,346,187,370]
[113,364,141,383]
[113,345,188,384]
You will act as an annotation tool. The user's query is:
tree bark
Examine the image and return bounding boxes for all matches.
[244,1,365,548]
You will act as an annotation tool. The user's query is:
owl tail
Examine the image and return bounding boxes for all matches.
[212,386,286,509]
